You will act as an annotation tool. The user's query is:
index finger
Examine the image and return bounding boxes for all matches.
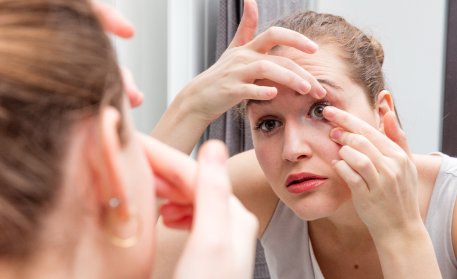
[323,106,403,155]
[247,26,318,54]
[192,141,232,236]
[91,0,135,38]
[137,133,197,202]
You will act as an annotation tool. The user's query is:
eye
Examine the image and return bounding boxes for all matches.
[254,119,282,134]
[308,101,331,120]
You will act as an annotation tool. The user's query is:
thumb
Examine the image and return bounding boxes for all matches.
[384,111,412,156]
[228,0,258,48]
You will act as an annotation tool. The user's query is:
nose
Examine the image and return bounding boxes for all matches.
[282,122,313,162]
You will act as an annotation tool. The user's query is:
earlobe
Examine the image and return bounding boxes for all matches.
[376,90,395,131]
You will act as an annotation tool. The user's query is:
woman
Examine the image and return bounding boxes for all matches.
[0,0,260,278]
[154,6,456,279]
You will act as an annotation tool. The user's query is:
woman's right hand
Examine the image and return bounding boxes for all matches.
[181,0,326,122]
[153,0,326,153]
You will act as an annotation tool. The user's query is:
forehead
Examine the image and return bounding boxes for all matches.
[248,45,364,107]
[271,44,351,81]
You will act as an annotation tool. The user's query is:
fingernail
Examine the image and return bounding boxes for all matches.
[266,88,277,98]
[323,106,335,117]
[300,81,311,94]
[330,128,344,140]
[318,87,327,98]
[308,40,319,51]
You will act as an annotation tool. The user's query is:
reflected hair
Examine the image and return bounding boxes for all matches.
[270,11,385,106]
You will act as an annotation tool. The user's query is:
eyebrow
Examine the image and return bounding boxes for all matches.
[247,78,342,107]
[317,79,343,91]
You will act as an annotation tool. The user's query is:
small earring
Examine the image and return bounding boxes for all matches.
[109,197,121,208]
[103,197,143,249]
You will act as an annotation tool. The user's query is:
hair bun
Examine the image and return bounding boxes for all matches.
[368,35,384,67]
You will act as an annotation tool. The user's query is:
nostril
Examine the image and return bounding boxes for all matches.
[297,154,307,160]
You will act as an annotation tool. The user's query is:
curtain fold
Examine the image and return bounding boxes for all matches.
[202,1,313,278]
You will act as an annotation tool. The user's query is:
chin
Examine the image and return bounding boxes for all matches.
[286,194,348,221]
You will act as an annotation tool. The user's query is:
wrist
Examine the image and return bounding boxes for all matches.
[372,222,441,278]
[174,86,214,125]
[371,219,433,260]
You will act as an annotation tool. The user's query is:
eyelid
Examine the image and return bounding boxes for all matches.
[253,117,282,134]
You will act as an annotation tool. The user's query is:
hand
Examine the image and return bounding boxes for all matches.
[137,133,196,228]
[179,0,326,122]
[323,107,421,239]
[174,141,258,279]
[91,0,143,107]
[91,0,134,38]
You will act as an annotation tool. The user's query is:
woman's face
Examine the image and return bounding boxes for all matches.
[248,45,380,220]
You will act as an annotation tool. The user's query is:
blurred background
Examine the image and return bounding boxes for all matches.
[103,0,449,154]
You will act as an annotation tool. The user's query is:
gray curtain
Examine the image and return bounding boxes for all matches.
[202,0,313,278]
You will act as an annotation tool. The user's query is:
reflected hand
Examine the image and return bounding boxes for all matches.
[179,0,326,123]
[323,106,421,239]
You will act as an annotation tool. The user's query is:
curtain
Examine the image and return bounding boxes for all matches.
[202,1,313,278]
[442,0,457,156]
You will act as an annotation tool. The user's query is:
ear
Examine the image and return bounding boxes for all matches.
[89,106,130,221]
[376,90,395,132]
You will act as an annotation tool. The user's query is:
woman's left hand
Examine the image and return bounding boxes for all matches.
[323,106,421,239]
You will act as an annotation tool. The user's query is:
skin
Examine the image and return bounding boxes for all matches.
[249,45,376,224]
[135,0,455,277]
[152,0,326,154]
[245,45,446,278]
[0,2,259,278]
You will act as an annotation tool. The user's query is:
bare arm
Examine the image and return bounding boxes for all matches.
[151,0,325,154]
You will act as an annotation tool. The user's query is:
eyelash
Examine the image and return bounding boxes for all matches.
[253,101,332,135]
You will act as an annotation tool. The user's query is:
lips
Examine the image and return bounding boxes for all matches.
[285,172,327,194]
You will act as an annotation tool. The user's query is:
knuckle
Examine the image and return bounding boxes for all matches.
[396,152,409,165]
[236,84,254,97]
[266,26,280,38]
[348,175,364,186]
[383,167,397,181]
[232,50,251,63]
[254,61,270,75]
[355,157,372,172]
[348,135,366,149]
[359,127,374,139]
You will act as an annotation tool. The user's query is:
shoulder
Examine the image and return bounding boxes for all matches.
[227,149,279,237]
[416,153,457,262]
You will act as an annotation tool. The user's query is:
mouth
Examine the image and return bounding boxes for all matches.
[285,173,327,194]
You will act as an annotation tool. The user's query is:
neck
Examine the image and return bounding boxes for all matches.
[0,244,104,279]
[309,153,442,250]
[309,200,373,250]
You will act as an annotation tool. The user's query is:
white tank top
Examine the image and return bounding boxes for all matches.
[260,153,457,279]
